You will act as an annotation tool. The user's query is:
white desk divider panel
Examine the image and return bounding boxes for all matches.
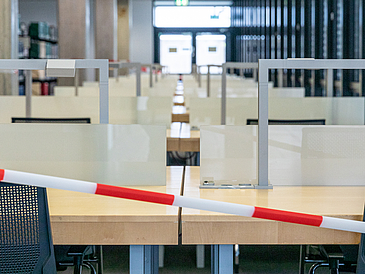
[200,125,365,189]
[54,86,77,97]
[200,126,256,189]
[0,124,166,186]
[258,58,365,189]
[137,97,173,127]
[0,59,109,124]
[83,81,100,87]
[54,86,100,97]
[221,62,258,125]
[0,96,25,123]
[31,97,101,123]
[190,97,365,129]
[110,97,172,128]
[109,61,141,96]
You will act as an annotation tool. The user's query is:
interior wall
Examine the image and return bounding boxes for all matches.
[18,0,58,26]
[0,0,18,95]
[58,0,88,86]
[95,0,117,60]
[129,0,153,63]
[118,0,129,61]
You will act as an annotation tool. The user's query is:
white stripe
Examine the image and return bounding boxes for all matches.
[173,195,255,217]
[320,216,365,234]
[3,170,97,194]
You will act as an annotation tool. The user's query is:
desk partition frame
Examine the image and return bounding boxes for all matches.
[221,62,258,125]
[206,64,222,98]
[0,59,109,124]
[258,58,365,189]
[142,63,163,88]
[109,61,141,96]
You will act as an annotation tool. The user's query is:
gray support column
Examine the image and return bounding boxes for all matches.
[198,66,202,87]
[207,65,211,97]
[155,65,158,83]
[257,60,270,188]
[197,245,205,268]
[327,69,334,97]
[136,63,141,96]
[221,64,227,125]
[74,69,79,96]
[130,245,159,274]
[211,245,233,274]
[149,65,153,87]
[25,70,32,118]
[98,60,109,124]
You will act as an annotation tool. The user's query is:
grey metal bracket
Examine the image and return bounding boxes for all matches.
[258,58,365,188]
[109,61,141,96]
[221,62,259,125]
[0,59,109,124]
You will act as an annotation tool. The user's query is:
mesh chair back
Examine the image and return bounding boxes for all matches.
[246,119,326,125]
[0,182,56,273]
[12,117,91,124]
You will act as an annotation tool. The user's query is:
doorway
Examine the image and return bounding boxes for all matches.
[159,34,193,74]
[196,34,226,74]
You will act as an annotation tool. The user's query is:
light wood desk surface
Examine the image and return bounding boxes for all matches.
[182,166,365,245]
[48,166,183,245]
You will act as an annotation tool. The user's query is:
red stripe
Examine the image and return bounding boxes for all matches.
[252,207,323,227]
[95,183,175,205]
[0,169,4,181]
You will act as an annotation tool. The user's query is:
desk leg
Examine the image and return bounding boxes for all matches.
[211,245,233,274]
[159,245,164,268]
[299,245,306,274]
[197,245,205,268]
[130,245,159,274]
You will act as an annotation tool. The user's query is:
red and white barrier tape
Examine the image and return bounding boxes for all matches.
[1,169,364,234]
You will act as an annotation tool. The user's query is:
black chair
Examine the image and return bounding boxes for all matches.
[11,117,102,274]
[246,118,326,125]
[304,207,365,274]
[0,182,57,273]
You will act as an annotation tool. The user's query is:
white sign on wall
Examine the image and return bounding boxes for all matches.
[154,6,231,28]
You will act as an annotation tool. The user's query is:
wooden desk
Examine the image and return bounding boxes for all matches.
[166,123,200,152]
[48,166,183,245]
[180,123,200,152]
[182,166,364,245]
[182,166,365,272]
[172,106,189,123]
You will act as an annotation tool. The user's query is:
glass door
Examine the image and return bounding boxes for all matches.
[196,34,226,74]
[159,34,193,74]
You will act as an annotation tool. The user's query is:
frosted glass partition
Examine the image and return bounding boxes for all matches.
[0,124,166,186]
[190,97,365,128]
[0,97,25,123]
[0,96,172,127]
[32,97,100,123]
[136,97,172,127]
[55,85,139,97]
[201,125,365,187]
[110,97,173,127]
[54,86,100,97]
[200,126,256,187]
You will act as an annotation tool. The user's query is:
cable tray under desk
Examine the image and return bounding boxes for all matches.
[200,179,273,189]
[200,179,255,189]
